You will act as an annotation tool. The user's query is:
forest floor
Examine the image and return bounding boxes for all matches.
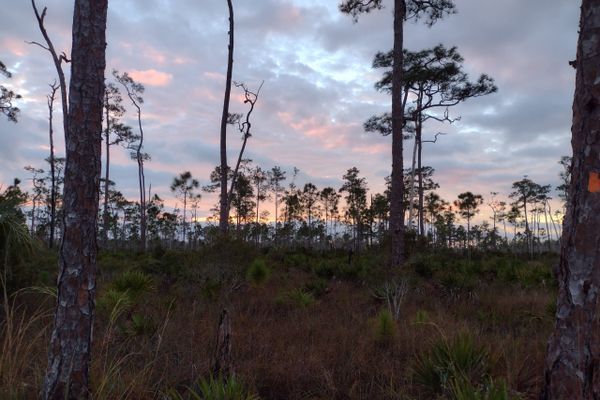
[1,241,556,399]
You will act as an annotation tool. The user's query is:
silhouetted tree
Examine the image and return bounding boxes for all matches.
[170,171,200,243]
[269,166,286,240]
[453,191,483,249]
[0,61,21,122]
[219,0,235,235]
[226,82,263,222]
[340,0,455,267]
[340,167,368,249]
[102,82,133,244]
[509,177,539,255]
[114,70,148,251]
[372,45,496,234]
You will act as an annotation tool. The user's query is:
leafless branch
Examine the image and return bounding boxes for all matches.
[421,132,447,144]
[30,0,69,136]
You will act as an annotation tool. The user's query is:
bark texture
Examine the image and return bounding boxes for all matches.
[212,308,233,376]
[43,1,107,398]
[542,1,600,398]
[390,0,406,267]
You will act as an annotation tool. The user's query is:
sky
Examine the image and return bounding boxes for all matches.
[0,0,580,222]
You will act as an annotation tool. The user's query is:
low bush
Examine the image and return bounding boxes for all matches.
[246,259,270,286]
[413,333,490,396]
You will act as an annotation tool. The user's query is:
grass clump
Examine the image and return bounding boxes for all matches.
[450,376,513,400]
[374,308,397,343]
[276,288,315,308]
[167,375,259,400]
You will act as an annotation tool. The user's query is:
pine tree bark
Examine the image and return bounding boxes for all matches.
[542,1,600,398]
[43,1,107,398]
[390,0,406,267]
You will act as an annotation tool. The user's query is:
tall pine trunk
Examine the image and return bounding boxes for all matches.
[542,1,600,397]
[219,0,234,235]
[43,0,107,398]
[102,90,110,245]
[390,0,406,267]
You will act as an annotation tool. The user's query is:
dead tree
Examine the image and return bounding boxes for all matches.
[30,0,70,139]
[227,81,264,215]
[47,81,58,248]
[211,308,233,377]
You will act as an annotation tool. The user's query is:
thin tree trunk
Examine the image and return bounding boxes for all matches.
[390,0,406,267]
[274,190,278,242]
[43,1,107,398]
[48,83,58,249]
[183,192,187,243]
[547,200,560,246]
[406,126,418,229]
[543,204,551,252]
[31,0,69,142]
[219,0,234,235]
[31,199,36,235]
[542,1,600,397]
[417,119,424,236]
[135,107,146,251]
[103,90,110,245]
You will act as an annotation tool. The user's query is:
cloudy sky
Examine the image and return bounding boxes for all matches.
[0,0,579,221]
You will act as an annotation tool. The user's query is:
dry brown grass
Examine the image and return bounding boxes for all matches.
[0,253,554,399]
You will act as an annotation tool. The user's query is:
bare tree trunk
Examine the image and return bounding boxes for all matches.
[406,127,418,229]
[390,0,406,267]
[212,309,233,377]
[417,121,424,236]
[31,0,69,141]
[43,1,107,398]
[31,198,37,235]
[48,82,58,249]
[183,192,187,243]
[542,2,600,397]
[219,0,234,235]
[102,90,110,245]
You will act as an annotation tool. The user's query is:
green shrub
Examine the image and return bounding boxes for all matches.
[167,375,259,400]
[201,279,223,301]
[413,333,489,396]
[126,313,155,337]
[311,258,342,278]
[246,259,270,286]
[375,309,397,342]
[304,278,328,297]
[96,288,132,324]
[276,288,315,308]
[408,254,440,278]
[439,268,476,293]
[113,270,154,301]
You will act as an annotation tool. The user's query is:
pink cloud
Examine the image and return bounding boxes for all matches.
[129,69,173,87]
[3,38,29,57]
